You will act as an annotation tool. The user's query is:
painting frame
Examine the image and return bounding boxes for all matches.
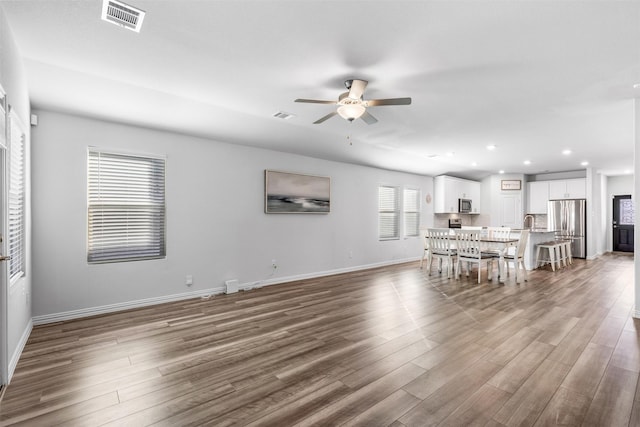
[501,179,522,191]
[265,170,331,214]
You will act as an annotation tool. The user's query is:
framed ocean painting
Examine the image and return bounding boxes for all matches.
[265,170,330,214]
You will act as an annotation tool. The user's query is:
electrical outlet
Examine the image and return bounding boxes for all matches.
[271,259,277,269]
[186,275,193,286]
[348,250,353,259]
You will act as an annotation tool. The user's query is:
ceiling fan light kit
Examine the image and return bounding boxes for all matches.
[337,104,366,121]
[295,79,411,125]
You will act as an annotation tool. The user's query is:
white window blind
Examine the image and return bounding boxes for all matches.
[403,188,420,237]
[87,149,166,263]
[378,185,399,240]
[8,113,25,280]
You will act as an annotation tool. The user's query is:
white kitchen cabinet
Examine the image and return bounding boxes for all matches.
[527,181,549,214]
[548,178,586,199]
[434,175,481,213]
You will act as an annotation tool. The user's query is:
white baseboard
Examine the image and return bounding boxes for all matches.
[32,287,225,325]
[8,318,32,383]
[634,309,640,319]
[32,257,419,326]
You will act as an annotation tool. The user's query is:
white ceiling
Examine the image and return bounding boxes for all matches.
[2,0,639,179]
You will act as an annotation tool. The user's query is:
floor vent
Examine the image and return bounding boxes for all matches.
[101,0,145,33]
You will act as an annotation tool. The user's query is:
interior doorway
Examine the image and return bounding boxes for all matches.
[613,195,634,252]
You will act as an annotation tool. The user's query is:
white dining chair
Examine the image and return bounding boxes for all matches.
[487,226,511,239]
[485,226,511,255]
[454,230,499,284]
[503,229,529,283]
[425,228,457,278]
[419,227,429,269]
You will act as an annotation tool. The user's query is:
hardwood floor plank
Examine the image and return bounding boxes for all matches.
[582,365,637,426]
[589,315,628,348]
[610,330,640,373]
[403,342,492,400]
[339,339,433,390]
[487,340,555,394]
[559,342,614,399]
[293,362,426,426]
[546,325,596,366]
[482,326,543,366]
[532,386,592,426]
[399,360,503,426]
[0,392,119,427]
[0,255,636,426]
[340,389,421,427]
[492,358,572,426]
[438,384,511,427]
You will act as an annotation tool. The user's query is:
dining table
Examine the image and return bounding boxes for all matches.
[477,236,520,283]
[427,233,520,284]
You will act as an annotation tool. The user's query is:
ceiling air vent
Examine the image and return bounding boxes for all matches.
[273,111,295,120]
[101,0,145,33]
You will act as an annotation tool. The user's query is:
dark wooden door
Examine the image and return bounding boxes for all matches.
[613,195,634,252]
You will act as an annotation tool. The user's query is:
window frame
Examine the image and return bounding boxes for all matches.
[378,185,400,241]
[403,187,421,238]
[8,109,25,284]
[87,148,167,264]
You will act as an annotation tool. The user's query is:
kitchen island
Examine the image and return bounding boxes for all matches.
[511,229,556,270]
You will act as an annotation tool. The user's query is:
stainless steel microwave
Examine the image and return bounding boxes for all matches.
[458,198,472,213]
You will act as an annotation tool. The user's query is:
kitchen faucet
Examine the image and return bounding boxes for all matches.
[523,214,534,229]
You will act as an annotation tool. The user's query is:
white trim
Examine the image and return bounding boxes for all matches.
[634,309,640,320]
[8,318,31,383]
[32,257,418,325]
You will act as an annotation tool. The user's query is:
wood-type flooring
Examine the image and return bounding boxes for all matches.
[0,253,637,426]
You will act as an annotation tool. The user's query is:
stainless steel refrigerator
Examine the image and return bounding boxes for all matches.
[547,199,587,258]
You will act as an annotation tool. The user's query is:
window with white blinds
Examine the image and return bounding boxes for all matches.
[403,188,420,237]
[378,185,399,240]
[8,113,25,281]
[87,149,166,263]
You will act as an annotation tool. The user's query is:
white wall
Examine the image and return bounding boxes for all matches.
[606,174,634,253]
[30,110,433,320]
[0,5,32,382]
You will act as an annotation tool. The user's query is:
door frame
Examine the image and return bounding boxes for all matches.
[0,84,8,386]
[613,194,634,252]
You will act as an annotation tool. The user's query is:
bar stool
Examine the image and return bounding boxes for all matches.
[536,241,562,271]
[556,242,568,268]
[560,240,573,265]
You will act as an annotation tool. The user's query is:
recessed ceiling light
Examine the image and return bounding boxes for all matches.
[523,160,531,165]
[634,83,640,89]
[446,151,455,157]
[580,161,589,166]
[499,170,505,174]
[624,169,632,174]
[486,145,497,151]
[471,162,477,167]
[562,149,572,155]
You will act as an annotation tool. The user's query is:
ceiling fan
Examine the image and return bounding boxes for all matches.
[295,79,411,124]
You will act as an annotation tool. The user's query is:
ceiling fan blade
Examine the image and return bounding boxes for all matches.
[365,97,412,106]
[295,99,336,104]
[313,111,338,124]
[348,79,368,99]
[360,111,378,125]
